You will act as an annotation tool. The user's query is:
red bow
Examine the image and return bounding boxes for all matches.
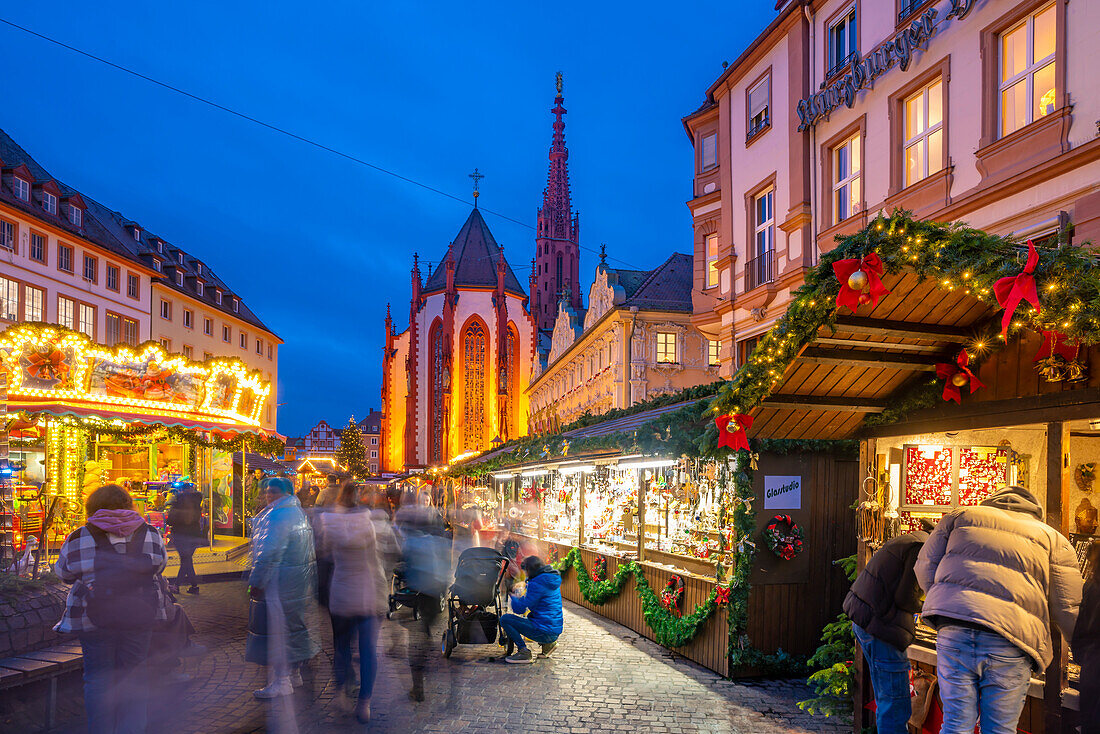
[715,586,730,606]
[832,253,890,311]
[993,240,1041,338]
[1034,330,1078,362]
[935,349,985,404]
[716,413,753,452]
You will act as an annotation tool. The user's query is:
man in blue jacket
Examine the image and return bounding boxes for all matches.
[500,555,563,663]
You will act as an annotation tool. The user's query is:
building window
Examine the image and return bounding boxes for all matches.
[748,188,775,290]
[370,451,377,459]
[57,298,75,330]
[215,290,222,305]
[30,232,45,262]
[223,325,231,342]
[177,252,184,264]
[738,336,761,366]
[105,313,120,345]
[152,260,161,272]
[705,233,719,288]
[371,437,378,445]
[123,317,139,346]
[0,278,18,320]
[832,133,862,223]
[267,344,273,360]
[240,332,247,349]
[183,309,193,329]
[160,299,172,320]
[183,344,193,359]
[203,317,213,336]
[203,352,213,361]
[159,337,171,350]
[127,273,140,299]
[999,3,1056,138]
[42,192,57,215]
[708,339,721,366]
[12,177,29,202]
[0,220,14,251]
[462,321,487,453]
[68,206,82,227]
[106,265,119,291]
[904,79,944,186]
[196,281,204,297]
[83,255,97,283]
[430,322,444,463]
[656,332,677,364]
[78,304,94,338]
[175,270,184,286]
[232,298,239,313]
[748,74,771,139]
[828,6,858,76]
[58,244,73,273]
[256,338,263,355]
[24,286,43,321]
[701,133,718,170]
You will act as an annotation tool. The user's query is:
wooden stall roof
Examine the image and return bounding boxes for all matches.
[750,272,999,440]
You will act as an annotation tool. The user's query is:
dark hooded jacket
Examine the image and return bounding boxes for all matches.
[915,486,1081,669]
[843,530,928,651]
[510,564,563,637]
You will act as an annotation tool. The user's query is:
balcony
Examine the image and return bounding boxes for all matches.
[745,250,775,291]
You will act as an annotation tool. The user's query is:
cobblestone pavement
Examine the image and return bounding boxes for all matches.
[1,580,845,733]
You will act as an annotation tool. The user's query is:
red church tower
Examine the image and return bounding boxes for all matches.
[534,72,581,332]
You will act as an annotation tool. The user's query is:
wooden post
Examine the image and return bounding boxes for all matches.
[1044,422,1065,734]
[852,438,873,734]
[636,469,646,561]
[577,471,586,548]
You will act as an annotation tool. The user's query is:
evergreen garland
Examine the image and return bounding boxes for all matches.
[46,413,283,455]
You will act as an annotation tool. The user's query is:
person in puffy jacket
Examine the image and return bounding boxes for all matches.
[165,483,204,595]
[500,555,563,664]
[1073,541,1100,734]
[915,486,1081,734]
[245,477,320,700]
[842,523,930,734]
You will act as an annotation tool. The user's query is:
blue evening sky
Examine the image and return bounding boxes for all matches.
[0,2,774,437]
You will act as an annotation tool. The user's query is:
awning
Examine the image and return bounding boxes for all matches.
[8,399,274,439]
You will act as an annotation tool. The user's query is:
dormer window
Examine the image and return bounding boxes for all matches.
[12,177,29,202]
[155,240,163,253]
[152,260,161,272]
[130,226,142,241]
[42,192,57,215]
[175,270,184,286]
[195,263,202,276]
[177,252,184,264]
[215,289,222,305]
[196,281,204,297]
[68,206,82,227]
[232,298,239,313]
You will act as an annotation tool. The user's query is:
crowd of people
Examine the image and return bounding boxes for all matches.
[51,476,563,732]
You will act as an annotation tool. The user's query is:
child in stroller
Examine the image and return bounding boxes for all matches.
[386,561,421,620]
[441,547,515,658]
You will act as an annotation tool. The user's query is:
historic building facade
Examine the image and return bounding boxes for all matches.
[686,0,1100,378]
[527,252,717,434]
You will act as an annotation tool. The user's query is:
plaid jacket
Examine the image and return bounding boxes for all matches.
[53,523,169,634]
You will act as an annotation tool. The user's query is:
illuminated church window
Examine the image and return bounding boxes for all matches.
[463,322,486,451]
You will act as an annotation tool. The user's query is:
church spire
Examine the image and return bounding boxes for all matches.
[541,72,573,240]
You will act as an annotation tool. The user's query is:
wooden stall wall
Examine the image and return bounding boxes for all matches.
[546,541,730,677]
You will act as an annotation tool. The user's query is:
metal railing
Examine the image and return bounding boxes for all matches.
[746,250,775,291]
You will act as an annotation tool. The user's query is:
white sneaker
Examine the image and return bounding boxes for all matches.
[288,668,304,687]
[253,677,293,699]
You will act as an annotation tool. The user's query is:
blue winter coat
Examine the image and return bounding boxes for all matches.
[245,494,319,666]
[510,565,563,637]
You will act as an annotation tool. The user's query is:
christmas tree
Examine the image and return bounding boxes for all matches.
[336,418,368,478]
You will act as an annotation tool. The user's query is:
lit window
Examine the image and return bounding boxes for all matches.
[0,220,13,251]
[223,325,231,342]
[58,298,75,329]
[78,304,94,338]
[24,286,43,321]
[12,177,29,201]
[122,317,139,346]
[106,265,119,291]
[160,299,172,320]
[832,133,861,223]
[127,273,140,298]
[828,6,858,75]
[0,278,18,320]
[83,255,97,283]
[58,244,73,273]
[106,313,121,345]
[68,206,82,227]
[42,192,57,215]
[709,340,721,366]
[705,233,719,288]
[701,133,718,169]
[30,232,44,262]
[999,3,1056,138]
[656,332,677,363]
[904,79,944,186]
[183,309,193,329]
[748,75,771,138]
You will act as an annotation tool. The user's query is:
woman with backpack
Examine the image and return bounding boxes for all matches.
[54,484,169,734]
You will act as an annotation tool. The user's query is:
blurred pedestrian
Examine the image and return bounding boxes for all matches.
[54,484,168,734]
[246,477,320,699]
[320,482,387,723]
[1074,541,1100,734]
[166,482,204,595]
[500,555,562,663]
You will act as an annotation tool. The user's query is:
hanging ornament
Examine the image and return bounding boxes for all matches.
[833,253,890,311]
[1034,330,1078,362]
[993,239,1041,338]
[1037,356,1065,382]
[936,349,985,403]
[715,413,753,452]
[715,585,731,606]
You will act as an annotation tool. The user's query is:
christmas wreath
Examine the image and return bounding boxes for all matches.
[764,514,804,560]
[659,575,685,617]
[591,556,608,582]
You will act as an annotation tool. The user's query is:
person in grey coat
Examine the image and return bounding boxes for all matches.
[245,478,320,699]
[915,486,1081,734]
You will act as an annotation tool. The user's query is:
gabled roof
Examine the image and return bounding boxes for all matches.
[422,208,526,297]
[616,253,694,312]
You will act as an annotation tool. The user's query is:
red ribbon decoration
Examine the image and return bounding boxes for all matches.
[832,253,890,311]
[715,586,730,606]
[715,413,753,452]
[993,240,1041,338]
[935,349,985,404]
[1033,330,1078,362]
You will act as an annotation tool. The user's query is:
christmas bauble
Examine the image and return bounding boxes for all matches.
[951,372,969,387]
[847,269,869,292]
[858,292,872,305]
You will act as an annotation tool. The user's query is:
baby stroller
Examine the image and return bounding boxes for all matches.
[441,547,514,658]
[386,561,421,620]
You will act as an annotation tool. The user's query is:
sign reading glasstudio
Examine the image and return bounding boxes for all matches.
[796,0,975,131]
[764,475,802,510]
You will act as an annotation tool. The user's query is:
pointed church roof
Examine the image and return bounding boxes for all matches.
[423,208,527,297]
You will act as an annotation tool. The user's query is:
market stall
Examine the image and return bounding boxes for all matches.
[0,324,279,563]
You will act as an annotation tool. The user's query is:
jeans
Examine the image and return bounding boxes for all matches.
[852,623,911,734]
[936,625,1033,734]
[173,537,199,588]
[78,628,153,734]
[498,613,558,650]
[331,614,379,700]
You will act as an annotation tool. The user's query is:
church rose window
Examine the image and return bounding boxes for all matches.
[463,321,487,452]
[430,322,444,463]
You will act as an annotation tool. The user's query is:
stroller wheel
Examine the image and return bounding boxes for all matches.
[413,605,421,621]
[388,597,397,613]
[441,628,456,658]
[386,610,394,620]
